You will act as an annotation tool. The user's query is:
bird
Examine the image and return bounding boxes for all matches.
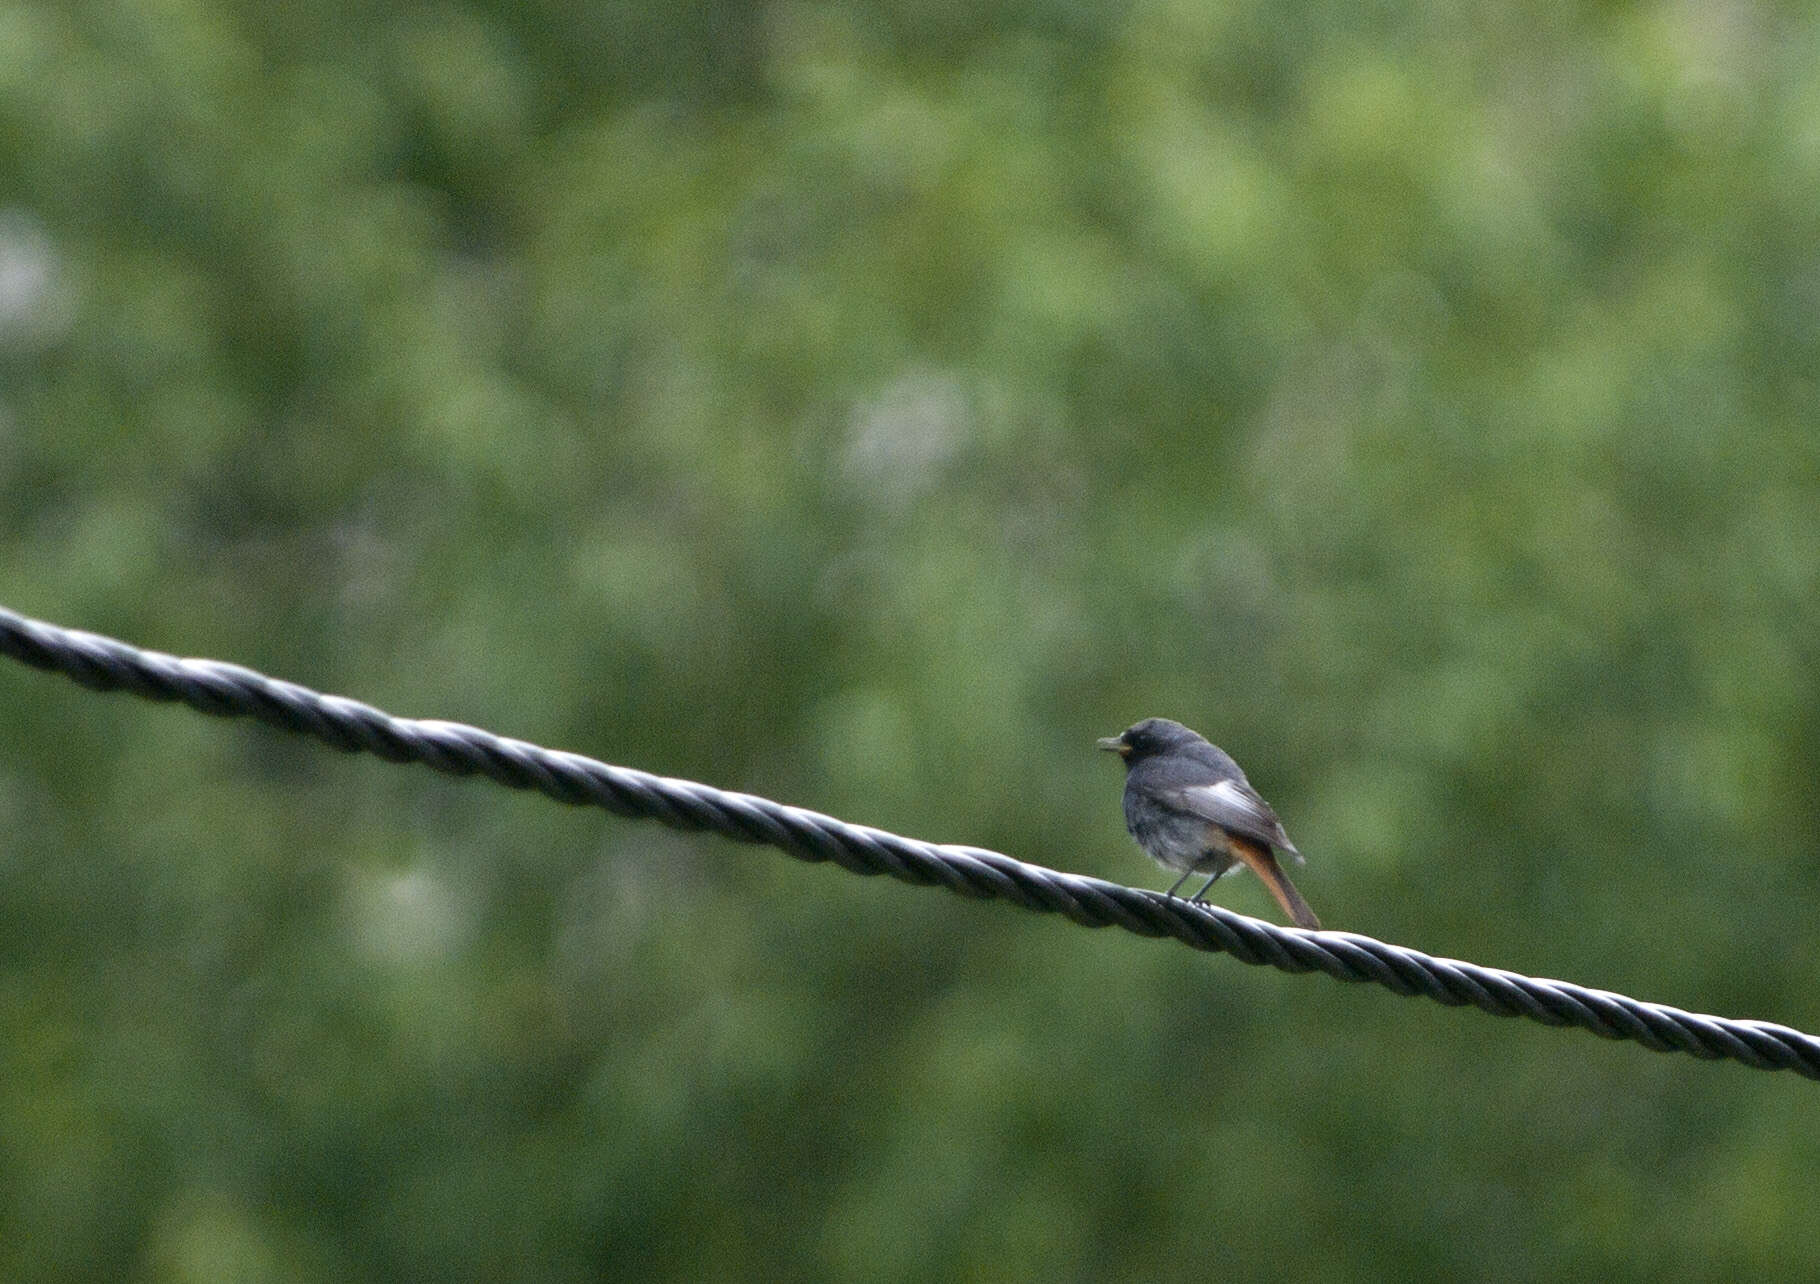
[1098,717,1321,929]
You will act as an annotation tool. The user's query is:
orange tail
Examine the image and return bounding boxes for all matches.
[1230,837,1322,930]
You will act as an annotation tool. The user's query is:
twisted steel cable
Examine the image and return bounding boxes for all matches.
[2,604,1816,1081]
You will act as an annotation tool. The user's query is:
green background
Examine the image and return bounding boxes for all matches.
[3,0,1819,1278]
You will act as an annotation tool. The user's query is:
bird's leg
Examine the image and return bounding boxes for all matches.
[1163,870,1193,899]
[1188,873,1221,903]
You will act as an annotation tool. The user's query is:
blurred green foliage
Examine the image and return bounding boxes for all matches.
[3,0,1820,1278]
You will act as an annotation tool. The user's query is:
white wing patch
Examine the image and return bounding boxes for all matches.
[1176,778,1299,855]
[1184,779,1271,826]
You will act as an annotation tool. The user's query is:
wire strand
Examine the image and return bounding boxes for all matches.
[3,604,1815,1080]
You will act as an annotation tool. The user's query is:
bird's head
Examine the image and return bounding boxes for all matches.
[1096,717,1202,763]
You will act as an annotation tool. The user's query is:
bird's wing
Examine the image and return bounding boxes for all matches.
[1164,778,1301,859]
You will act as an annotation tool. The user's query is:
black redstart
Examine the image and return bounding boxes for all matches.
[1098,717,1321,929]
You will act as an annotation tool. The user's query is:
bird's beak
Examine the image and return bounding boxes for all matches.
[1096,735,1128,755]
